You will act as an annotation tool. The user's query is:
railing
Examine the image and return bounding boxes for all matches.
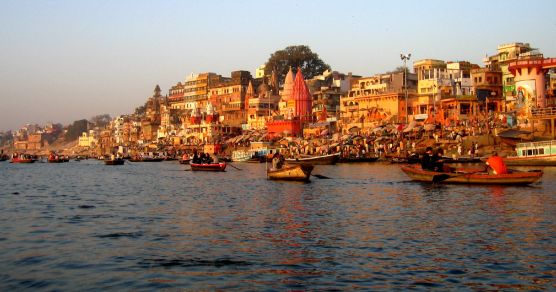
[531,107,556,117]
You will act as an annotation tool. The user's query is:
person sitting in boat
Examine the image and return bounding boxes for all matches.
[182,153,189,161]
[192,151,200,164]
[432,148,447,172]
[421,147,435,171]
[485,152,508,175]
[272,152,284,170]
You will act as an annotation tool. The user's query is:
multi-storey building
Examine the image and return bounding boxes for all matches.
[208,70,252,133]
[168,82,185,109]
[308,70,354,120]
[413,59,447,118]
[184,72,221,111]
[484,42,535,101]
[339,71,417,133]
[245,79,280,130]
[471,67,503,113]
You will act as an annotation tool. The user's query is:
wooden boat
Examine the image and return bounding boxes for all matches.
[179,158,191,165]
[104,158,125,165]
[285,153,340,165]
[48,158,67,163]
[388,154,420,164]
[441,156,483,164]
[190,162,227,171]
[267,164,314,182]
[10,157,36,163]
[338,156,379,163]
[129,157,164,162]
[502,140,556,166]
[400,164,543,185]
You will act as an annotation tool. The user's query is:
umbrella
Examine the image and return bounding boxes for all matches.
[424,124,436,131]
[349,126,360,133]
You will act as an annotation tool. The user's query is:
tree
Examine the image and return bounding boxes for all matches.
[265,45,331,85]
[65,119,89,141]
[386,66,409,74]
[134,105,146,116]
[90,114,111,128]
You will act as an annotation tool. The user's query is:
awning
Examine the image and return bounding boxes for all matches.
[403,120,417,132]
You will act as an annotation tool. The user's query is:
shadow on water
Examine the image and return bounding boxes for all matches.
[138,258,252,268]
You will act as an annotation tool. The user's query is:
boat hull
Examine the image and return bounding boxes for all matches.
[503,155,556,166]
[129,158,164,162]
[338,157,379,163]
[400,164,543,185]
[267,164,314,181]
[10,158,36,163]
[105,159,125,165]
[285,153,340,165]
[190,162,227,171]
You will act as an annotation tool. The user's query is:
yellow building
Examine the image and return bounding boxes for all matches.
[339,72,417,133]
[484,42,535,100]
[413,59,446,118]
[78,132,96,148]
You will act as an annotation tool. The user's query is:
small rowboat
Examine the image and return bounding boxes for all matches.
[267,164,314,182]
[190,162,226,171]
[285,153,340,165]
[179,159,191,165]
[400,164,543,185]
[104,158,125,165]
[48,158,66,163]
[10,157,36,163]
[129,157,164,162]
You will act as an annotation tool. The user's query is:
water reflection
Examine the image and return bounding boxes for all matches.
[0,160,554,290]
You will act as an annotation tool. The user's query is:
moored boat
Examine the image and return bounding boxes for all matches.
[338,156,379,163]
[285,153,340,165]
[400,164,543,185]
[267,164,314,181]
[104,158,125,165]
[190,162,227,171]
[502,140,556,166]
[129,157,164,162]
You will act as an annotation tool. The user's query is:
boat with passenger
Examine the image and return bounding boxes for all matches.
[190,162,227,171]
[285,153,340,165]
[10,153,36,163]
[400,164,543,185]
[502,139,556,166]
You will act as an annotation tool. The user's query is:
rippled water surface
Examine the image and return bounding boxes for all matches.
[0,160,554,290]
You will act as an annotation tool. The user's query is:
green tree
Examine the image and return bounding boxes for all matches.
[265,45,331,84]
[90,114,111,128]
[386,66,409,74]
[65,119,89,141]
[134,105,146,116]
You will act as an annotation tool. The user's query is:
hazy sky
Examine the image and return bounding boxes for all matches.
[1,0,555,131]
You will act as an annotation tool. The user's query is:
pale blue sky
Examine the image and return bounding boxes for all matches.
[1,0,555,131]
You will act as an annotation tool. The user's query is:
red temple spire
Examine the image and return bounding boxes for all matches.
[292,68,312,122]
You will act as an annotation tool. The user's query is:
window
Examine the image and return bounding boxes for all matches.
[539,148,544,155]
[533,149,538,155]
[527,149,533,156]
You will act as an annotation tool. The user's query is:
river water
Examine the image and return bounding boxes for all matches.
[0,160,554,290]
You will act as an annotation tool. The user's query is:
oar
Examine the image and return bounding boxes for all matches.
[228,163,242,171]
[432,170,484,183]
[312,174,331,179]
